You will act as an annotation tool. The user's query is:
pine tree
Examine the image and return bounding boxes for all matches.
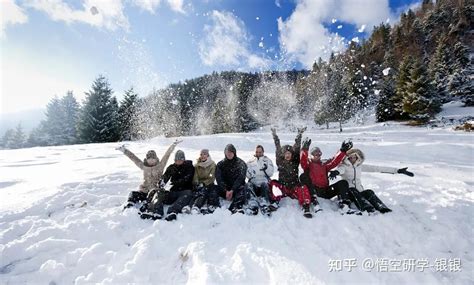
[10,123,26,149]
[42,96,64,145]
[60,91,80,144]
[394,56,414,119]
[118,87,139,141]
[376,49,398,122]
[77,76,120,143]
[403,58,441,121]
[448,41,473,106]
[1,129,14,149]
[429,35,452,102]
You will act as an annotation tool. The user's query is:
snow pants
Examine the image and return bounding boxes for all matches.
[348,188,392,213]
[299,173,351,204]
[191,184,221,209]
[124,191,148,209]
[143,189,193,217]
[269,180,311,206]
[218,185,247,213]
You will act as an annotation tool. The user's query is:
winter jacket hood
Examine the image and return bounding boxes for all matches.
[343,148,365,167]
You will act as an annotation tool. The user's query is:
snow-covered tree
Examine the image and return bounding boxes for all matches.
[403,58,441,121]
[118,87,139,141]
[77,76,120,143]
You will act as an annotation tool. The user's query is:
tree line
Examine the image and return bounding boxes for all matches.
[1,0,472,149]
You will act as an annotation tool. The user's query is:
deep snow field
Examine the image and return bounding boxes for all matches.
[1,105,473,284]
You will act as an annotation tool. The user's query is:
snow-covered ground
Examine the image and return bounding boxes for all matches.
[1,110,473,284]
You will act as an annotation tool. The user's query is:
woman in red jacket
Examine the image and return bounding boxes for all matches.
[300,138,355,214]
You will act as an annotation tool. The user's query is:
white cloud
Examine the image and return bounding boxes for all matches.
[199,10,270,69]
[132,0,185,14]
[278,0,395,68]
[23,0,130,31]
[0,0,28,39]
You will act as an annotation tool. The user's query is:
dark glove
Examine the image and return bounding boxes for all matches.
[397,167,414,177]
[329,170,340,180]
[302,137,312,151]
[158,179,166,189]
[340,140,353,152]
[271,128,277,136]
[260,164,268,171]
[298,127,307,134]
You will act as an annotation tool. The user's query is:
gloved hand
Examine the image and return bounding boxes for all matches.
[298,126,307,134]
[302,137,312,151]
[260,164,268,171]
[271,128,277,136]
[340,140,353,152]
[116,144,126,153]
[173,139,183,145]
[329,170,340,180]
[397,167,414,177]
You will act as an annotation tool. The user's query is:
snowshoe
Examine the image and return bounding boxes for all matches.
[165,213,177,221]
[303,204,312,218]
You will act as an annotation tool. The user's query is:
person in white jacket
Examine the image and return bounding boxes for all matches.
[245,145,275,215]
[333,148,414,214]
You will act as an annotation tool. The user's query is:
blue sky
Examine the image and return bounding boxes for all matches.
[1,0,421,115]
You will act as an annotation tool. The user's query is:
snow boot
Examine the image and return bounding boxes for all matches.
[140,211,162,220]
[191,206,201,215]
[181,206,191,214]
[260,205,271,217]
[361,190,392,213]
[165,213,177,221]
[231,207,245,215]
[303,204,312,218]
[313,203,323,213]
[268,201,279,212]
[339,201,358,215]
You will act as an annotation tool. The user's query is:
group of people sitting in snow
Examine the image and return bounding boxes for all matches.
[117,127,414,221]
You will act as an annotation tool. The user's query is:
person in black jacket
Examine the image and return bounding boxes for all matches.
[270,127,313,218]
[216,144,248,214]
[141,150,194,221]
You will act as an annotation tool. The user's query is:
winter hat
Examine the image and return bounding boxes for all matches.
[282,145,292,153]
[224,144,237,156]
[310,147,322,155]
[146,150,158,160]
[200,149,210,156]
[175,150,185,161]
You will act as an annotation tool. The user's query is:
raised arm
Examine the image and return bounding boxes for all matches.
[362,164,399,174]
[271,128,283,166]
[158,140,182,170]
[118,146,144,170]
